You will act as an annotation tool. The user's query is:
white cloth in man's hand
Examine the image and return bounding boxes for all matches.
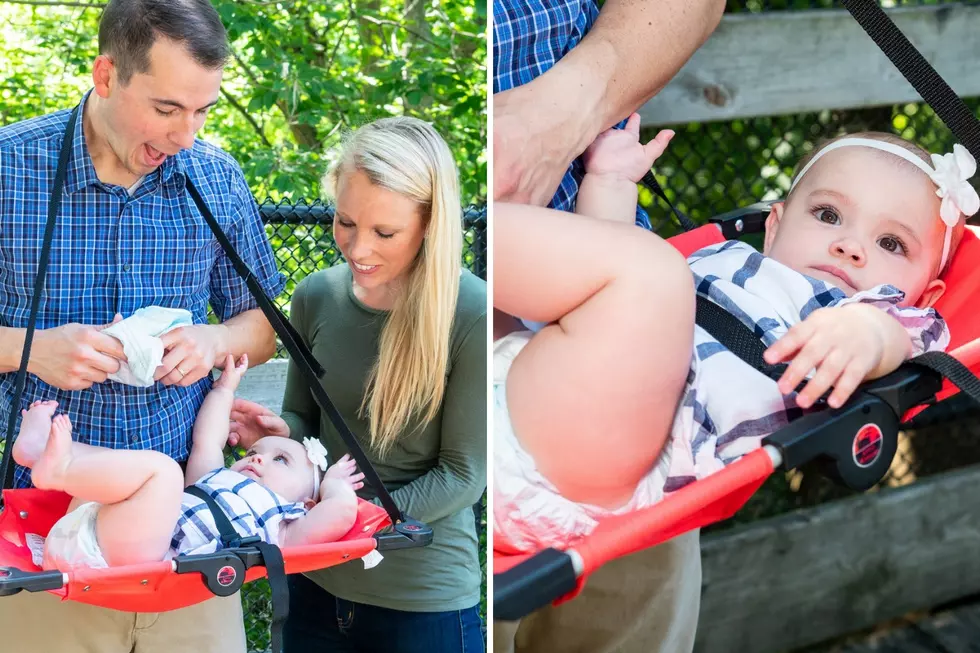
[102,307,193,387]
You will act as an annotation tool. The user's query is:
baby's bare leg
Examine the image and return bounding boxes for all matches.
[33,415,184,566]
[280,479,358,547]
[497,204,695,509]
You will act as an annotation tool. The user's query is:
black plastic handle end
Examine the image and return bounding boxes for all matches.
[493,548,579,622]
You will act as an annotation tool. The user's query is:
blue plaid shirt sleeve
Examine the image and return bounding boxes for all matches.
[208,172,286,321]
[493,0,652,229]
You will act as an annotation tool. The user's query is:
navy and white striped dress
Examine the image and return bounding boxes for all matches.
[663,241,949,491]
[170,468,307,556]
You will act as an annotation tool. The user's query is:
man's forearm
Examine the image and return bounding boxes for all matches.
[553,0,725,136]
[0,327,27,374]
[217,308,277,367]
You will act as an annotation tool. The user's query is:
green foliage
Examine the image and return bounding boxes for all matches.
[0,0,487,204]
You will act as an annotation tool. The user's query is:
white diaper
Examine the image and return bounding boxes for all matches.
[43,501,109,571]
[492,331,672,555]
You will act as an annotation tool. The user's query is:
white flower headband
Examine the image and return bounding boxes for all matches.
[303,437,328,499]
[789,137,980,271]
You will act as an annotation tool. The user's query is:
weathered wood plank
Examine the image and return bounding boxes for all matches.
[695,464,980,653]
[641,5,980,126]
[225,358,289,415]
[821,603,980,652]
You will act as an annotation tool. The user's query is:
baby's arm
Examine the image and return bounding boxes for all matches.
[576,113,673,224]
[185,354,248,485]
[764,303,912,409]
[279,454,363,546]
[279,479,359,547]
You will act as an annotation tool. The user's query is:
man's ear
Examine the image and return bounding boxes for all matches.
[762,202,785,255]
[915,278,946,309]
[92,54,115,98]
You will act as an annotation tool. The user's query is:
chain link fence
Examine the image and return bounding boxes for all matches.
[241,201,486,651]
[641,89,980,530]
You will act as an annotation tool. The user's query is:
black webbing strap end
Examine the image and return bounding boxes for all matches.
[253,541,288,653]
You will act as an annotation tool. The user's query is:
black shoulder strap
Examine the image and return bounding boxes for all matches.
[695,294,980,409]
[640,170,698,232]
[695,295,787,381]
[0,105,80,492]
[842,0,980,161]
[184,180,404,524]
[183,485,289,653]
[183,485,239,545]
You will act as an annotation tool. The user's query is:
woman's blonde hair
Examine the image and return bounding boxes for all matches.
[324,117,462,456]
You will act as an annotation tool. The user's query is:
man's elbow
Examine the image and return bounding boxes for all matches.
[250,318,278,366]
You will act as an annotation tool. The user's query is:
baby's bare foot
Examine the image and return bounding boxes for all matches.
[12,401,58,467]
[31,414,74,491]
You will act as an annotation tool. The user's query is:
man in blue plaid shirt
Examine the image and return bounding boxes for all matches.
[493,1,724,652]
[0,1,283,651]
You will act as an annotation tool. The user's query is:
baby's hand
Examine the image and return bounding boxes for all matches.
[323,454,365,492]
[212,353,248,392]
[582,113,674,182]
[763,304,904,409]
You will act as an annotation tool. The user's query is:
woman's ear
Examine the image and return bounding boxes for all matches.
[762,202,785,255]
[914,278,946,309]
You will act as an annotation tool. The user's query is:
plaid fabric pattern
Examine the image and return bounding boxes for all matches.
[171,468,307,556]
[492,0,651,229]
[0,91,286,489]
[663,241,950,491]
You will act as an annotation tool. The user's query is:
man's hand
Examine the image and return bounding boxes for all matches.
[764,304,913,409]
[29,315,126,391]
[582,114,673,183]
[155,324,228,386]
[493,77,598,206]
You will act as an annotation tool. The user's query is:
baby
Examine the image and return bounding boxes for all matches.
[494,116,977,554]
[11,354,363,570]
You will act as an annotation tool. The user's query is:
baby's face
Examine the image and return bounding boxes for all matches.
[230,437,315,504]
[764,148,946,307]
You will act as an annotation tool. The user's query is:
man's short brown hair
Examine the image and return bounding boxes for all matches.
[98,0,228,85]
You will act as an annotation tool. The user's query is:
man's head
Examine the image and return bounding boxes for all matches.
[763,132,970,308]
[88,0,228,177]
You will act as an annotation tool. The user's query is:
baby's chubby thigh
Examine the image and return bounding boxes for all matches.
[95,453,186,567]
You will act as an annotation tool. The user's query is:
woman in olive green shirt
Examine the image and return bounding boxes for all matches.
[230,117,487,652]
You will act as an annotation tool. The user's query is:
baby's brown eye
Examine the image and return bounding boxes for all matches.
[815,208,840,224]
[878,236,906,255]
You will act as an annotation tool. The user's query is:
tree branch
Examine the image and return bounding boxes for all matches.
[220,86,272,149]
[356,14,446,51]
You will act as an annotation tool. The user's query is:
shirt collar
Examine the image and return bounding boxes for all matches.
[65,89,188,195]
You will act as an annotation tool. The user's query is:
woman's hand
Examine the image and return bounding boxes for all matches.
[764,304,912,409]
[228,398,290,449]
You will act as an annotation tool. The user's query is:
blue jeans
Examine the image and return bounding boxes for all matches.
[282,573,485,653]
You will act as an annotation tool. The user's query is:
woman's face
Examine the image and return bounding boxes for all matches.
[334,169,427,308]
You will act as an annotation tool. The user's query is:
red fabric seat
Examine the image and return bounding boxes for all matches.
[0,487,390,611]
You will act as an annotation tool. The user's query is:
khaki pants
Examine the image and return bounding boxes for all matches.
[0,587,247,653]
[494,530,701,653]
